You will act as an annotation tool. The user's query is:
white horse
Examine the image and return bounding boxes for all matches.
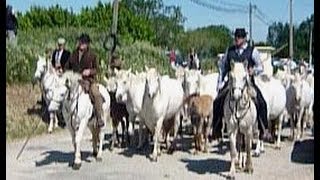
[48,71,110,170]
[33,55,62,133]
[114,68,147,145]
[253,74,287,155]
[223,60,257,179]
[290,72,314,140]
[140,67,183,161]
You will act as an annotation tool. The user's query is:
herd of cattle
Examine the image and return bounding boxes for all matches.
[33,55,314,178]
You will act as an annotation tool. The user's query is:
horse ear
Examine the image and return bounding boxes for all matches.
[114,68,119,75]
[128,68,132,74]
[103,76,108,83]
[145,65,149,72]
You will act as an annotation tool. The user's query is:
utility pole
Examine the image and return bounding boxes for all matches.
[108,0,121,76]
[309,21,313,67]
[289,0,293,72]
[249,2,252,46]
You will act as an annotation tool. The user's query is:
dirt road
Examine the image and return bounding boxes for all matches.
[6,126,314,180]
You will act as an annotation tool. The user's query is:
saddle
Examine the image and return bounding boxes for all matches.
[78,79,106,104]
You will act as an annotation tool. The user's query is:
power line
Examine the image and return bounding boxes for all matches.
[254,6,273,24]
[253,12,271,26]
[209,0,247,9]
[190,0,248,13]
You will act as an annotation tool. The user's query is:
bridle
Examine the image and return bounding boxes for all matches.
[228,73,252,121]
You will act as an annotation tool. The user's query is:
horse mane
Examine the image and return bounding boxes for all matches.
[61,70,82,89]
[183,93,200,105]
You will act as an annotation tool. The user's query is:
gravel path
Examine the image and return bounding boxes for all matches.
[6,126,314,180]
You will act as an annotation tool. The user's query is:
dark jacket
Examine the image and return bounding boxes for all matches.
[6,13,17,33]
[64,48,98,81]
[222,45,255,80]
[51,49,71,70]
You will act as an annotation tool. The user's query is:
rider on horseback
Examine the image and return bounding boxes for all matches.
[213,28,270,140]
[64,33,105,128]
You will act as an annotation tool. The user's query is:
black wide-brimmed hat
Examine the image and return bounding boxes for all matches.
[78,33,91,44]
[234,28,247,38]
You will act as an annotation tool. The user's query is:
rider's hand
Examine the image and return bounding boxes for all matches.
[82,69,91,76]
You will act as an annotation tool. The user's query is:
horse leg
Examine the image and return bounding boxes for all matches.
[48,112,55,133]
[203,116,211,153]
[128,114,135,146]
[229,129,237,179]
[289,113,295,141]
[150,116,164,162]
[137,119,145,150]
[120,118,125,147]
[168,113,180,154]
[253,138,261,157]
[88,126,98,157]
[125,116,130,146]
[296,108,304,141]
[244,130,253,174]
[192,122,198,155]
[72,119,87,170]
[96,126,104,162]
[275,114,284,149]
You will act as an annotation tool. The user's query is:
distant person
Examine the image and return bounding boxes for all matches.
[169,47,177,70]
[51,38,70,74]
[188,48,200,70]
[6,5,18,44]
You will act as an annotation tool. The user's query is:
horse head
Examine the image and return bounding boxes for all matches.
[34,55,47,80]
[228,59,251,101]
[115,69,133,103]
[145,67,161,99]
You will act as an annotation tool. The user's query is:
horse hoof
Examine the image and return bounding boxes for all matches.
[253,152,260,157]
[275,146,281,150]
[93,151,98,157]
[96,157,102,162]
[193,150,199,155]
[150,155,158,162]
[244,168,254,174]
[72,163,81,170]
[227,175,235,180]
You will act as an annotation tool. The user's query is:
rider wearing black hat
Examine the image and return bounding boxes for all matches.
[65,33,105,128]
[212,28,270,141]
